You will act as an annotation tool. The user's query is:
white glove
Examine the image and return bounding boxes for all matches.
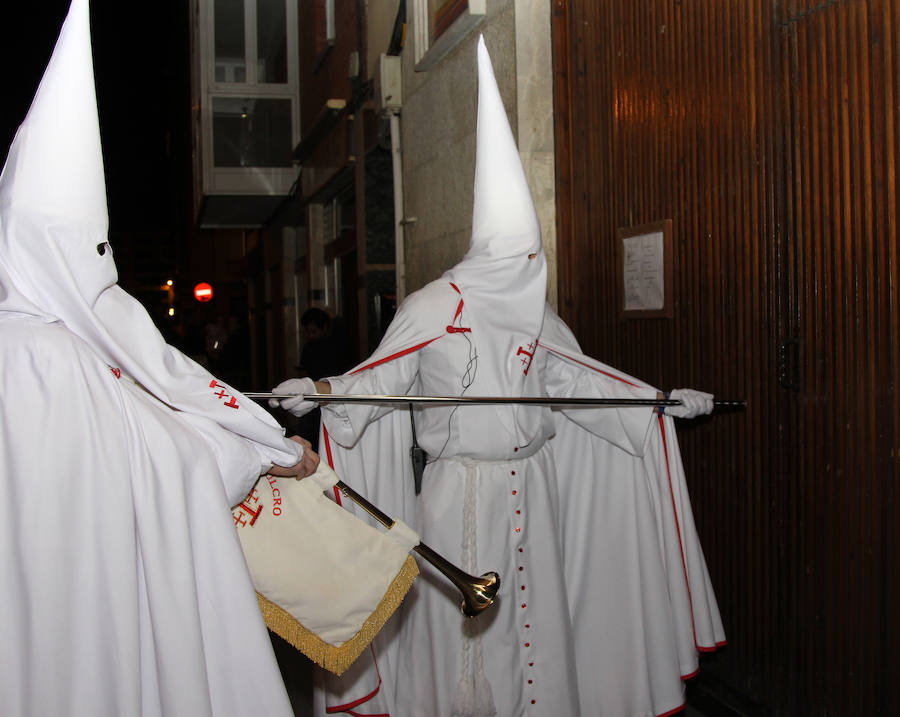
[268,377,318,417]
[664,388,714,419]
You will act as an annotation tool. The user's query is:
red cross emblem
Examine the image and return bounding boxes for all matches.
[516,341,537,375]
[233,491,262,527]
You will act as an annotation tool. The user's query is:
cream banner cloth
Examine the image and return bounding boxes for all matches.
[234,463,419,675]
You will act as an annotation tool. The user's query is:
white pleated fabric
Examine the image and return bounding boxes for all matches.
[540,307,726,716]
[0,317,296,716]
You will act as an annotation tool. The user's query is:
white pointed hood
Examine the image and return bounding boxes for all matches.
[0,0,113,317]
[442,36,548,442]
[0,0,300,469]
[467,36,543,263]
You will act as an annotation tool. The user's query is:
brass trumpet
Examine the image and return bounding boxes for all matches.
[335,480,501,617]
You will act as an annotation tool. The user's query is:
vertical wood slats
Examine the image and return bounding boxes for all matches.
[552,0,899,713]
[781,1,896,712]
[882,0,900,705]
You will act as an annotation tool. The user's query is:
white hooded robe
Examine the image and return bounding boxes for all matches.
[309,37,724,717]
[0,2,304,714]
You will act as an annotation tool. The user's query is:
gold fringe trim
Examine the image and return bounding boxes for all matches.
[257,555,419,676]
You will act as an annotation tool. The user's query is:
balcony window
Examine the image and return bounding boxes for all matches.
[214,0,246,82]
[256,0,288,83]
[194,0,299,200]
[212,97,293,167]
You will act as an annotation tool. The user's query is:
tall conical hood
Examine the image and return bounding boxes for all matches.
[443,34,546,323]
[442,36,547,446]
[0,0,302,473]
[0,0,115,314]
[467,35,541,260]
[0,0,107,227]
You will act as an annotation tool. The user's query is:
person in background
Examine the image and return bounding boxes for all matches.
[289,307,350,444]
[299,307,350,381]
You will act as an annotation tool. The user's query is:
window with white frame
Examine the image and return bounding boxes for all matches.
[196,0,300,194]
[412,0,485,70]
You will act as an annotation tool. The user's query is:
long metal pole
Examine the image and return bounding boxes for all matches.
[243,392,746,409]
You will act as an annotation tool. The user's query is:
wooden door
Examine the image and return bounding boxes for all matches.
[552,0,899,713]
[777,1,899,712]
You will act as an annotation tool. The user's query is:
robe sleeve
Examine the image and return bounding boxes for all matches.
[177,411,289,507]
[541,348,657,457]
[320,351,420,449]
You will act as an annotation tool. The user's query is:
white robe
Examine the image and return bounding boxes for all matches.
[0,314,295,717]
[312,281,724,716]
[540,310,726,716]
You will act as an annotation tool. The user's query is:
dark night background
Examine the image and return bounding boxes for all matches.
[1,0,189,284]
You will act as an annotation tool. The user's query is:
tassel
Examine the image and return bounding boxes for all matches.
[451,617,496,717]
[451,464,497,717]
[471,625,496,716]
[451,670,476,717]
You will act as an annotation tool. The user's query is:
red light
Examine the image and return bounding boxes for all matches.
[194,282,213,302]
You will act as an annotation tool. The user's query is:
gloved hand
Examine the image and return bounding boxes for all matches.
[268,377,318,417]
[664,388,714,419]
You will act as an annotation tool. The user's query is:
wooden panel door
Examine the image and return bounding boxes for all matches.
[777,1,900,712]
[551,0,900,713]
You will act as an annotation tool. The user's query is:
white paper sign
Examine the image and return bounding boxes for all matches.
[622,231,665,311]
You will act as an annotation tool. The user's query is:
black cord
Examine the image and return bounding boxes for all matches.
[427,307,477,465]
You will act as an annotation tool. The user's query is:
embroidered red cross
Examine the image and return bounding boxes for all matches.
[516,342,537,375]
[233,500,263,527]
[215,389,227,399]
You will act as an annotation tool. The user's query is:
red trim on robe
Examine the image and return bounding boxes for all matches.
[657,700,687,717]
[540,344,641,387]
[547,344,725,663]
[698,640,728,652]
[322,427,342,505]
[348,282,464,376]
[658,415,701,650]
[657,415,725,659]
[323,646,386,714]
[349,338,441,375]
[448,282,465,323]
[321,428,390,715]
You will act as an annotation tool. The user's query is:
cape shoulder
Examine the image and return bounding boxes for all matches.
[350,280,464,373]
[539,305,653,390]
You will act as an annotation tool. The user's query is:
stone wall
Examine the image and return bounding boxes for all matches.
[399,0,557,307]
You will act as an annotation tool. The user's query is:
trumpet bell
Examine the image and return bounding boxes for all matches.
[334,479,503,618]
[460,571,501,618]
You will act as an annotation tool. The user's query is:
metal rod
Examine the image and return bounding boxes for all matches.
[335,480,395,529]
[245,392,747,409]
[334,479,500,617]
